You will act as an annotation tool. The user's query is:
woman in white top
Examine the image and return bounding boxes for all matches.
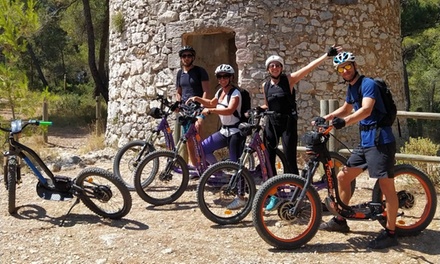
[187,64,244,165]
[187,64,246,209]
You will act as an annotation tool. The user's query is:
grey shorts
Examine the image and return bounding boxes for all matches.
[346,142,396,179]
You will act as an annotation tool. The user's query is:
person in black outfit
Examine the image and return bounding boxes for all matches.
[259,46,342,211]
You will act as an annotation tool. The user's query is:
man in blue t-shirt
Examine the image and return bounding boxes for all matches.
[318,52,398,250]
[175,46,210,172]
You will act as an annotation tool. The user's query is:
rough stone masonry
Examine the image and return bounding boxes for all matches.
[106,0,403,148]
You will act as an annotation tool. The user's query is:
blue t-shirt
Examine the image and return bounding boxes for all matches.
[345,76,395,147]
[176,66,209,102]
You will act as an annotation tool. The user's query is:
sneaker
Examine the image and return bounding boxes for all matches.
[367,229,398,250]
[226,197,247,210]
[319,217,350,233]
[265,195,282,211]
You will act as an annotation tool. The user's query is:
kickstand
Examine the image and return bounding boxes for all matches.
[59,198,80,227]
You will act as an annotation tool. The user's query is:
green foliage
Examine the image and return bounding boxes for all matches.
[47,84,107,127]
[401,0,440,37]
[402,0,440,143]
[112,11,125,33]
[0,0,40,118]
[400,137,440,184]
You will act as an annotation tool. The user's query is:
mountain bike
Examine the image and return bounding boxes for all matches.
[252,122,437,249]
[2,120,132,225]
[133,101,209,205]
[113,94,179,191]
[196,109,349,225]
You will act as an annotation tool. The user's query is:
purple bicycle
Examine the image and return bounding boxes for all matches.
[113,94,178,191]
[133,102,209,205]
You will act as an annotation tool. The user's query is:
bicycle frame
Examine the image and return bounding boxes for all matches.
[148,115,175,150]
[301,125,385,220]
[142,95,177,150]
[174,110,207,176]
[237,120,274,182]
[3,123,56,188]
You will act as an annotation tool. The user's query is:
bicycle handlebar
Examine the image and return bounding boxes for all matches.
[155,94,180,111]
[0,119,53,134]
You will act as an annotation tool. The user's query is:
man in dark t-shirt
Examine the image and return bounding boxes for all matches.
[175,46,210,172]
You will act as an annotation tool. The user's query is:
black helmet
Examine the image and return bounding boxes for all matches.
[178,46,196,57]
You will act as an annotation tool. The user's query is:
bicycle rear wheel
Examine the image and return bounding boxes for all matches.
[252,174,322,249]
[113,140,156,191]
[372,164,437,236]
[76,167,132,219]
[6,159,17,214]
[134,150,189,205]
[197,161,256,225]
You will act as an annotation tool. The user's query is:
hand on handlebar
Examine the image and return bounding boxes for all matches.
[170,101,180,112]
[185,97,199,105]
[244,106,264,118]
[312,116,326,126]
[331,117,346,129]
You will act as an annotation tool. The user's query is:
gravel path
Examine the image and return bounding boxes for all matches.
[0,128,439,263]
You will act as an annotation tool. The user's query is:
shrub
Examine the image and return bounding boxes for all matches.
[400,137,440,185]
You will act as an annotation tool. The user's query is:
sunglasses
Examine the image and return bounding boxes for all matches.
[216,74,231,80]
[181,54,194,58]
[337,64,353,73]
[268,63,282,68]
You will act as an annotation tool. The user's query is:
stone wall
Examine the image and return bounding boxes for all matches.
[107,0,403,149]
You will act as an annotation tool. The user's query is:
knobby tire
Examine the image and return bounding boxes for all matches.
[7,160,17,214]
[134,150,189,206]
[76,167,132,219]
[372,164,437,236]
[252,174,322,249]
[113,140,155,191]
[197,161,256,225]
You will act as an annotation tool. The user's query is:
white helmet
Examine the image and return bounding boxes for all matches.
[333,52,355,67]
[265,55,284,69]
[215,64,235,75]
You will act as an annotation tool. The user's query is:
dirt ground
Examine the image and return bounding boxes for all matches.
[1,127,439,264]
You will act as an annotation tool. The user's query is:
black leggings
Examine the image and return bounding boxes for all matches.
[264,116,298,176]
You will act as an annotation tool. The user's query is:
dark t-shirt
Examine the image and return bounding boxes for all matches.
[176,66,209,102]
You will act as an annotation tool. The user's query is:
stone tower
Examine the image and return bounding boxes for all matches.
[106,0,403,147]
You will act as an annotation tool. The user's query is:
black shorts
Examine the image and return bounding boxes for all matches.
[346,142,396,179]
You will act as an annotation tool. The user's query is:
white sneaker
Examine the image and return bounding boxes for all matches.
[226,197,246,210]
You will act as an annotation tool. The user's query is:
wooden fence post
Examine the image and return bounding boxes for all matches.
[96,96,102,135]
[43,99,48,143]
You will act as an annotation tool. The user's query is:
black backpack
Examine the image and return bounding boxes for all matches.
[359,76,397,127]
[217,86,251,123]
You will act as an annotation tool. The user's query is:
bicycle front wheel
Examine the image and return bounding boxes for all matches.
[7,160,18,214]
[76,167,132,219]
[197,161,256,225]
[113,140,156,191]
[372,164,437,236]
[134,150,189,205]
[252,174,322,249]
